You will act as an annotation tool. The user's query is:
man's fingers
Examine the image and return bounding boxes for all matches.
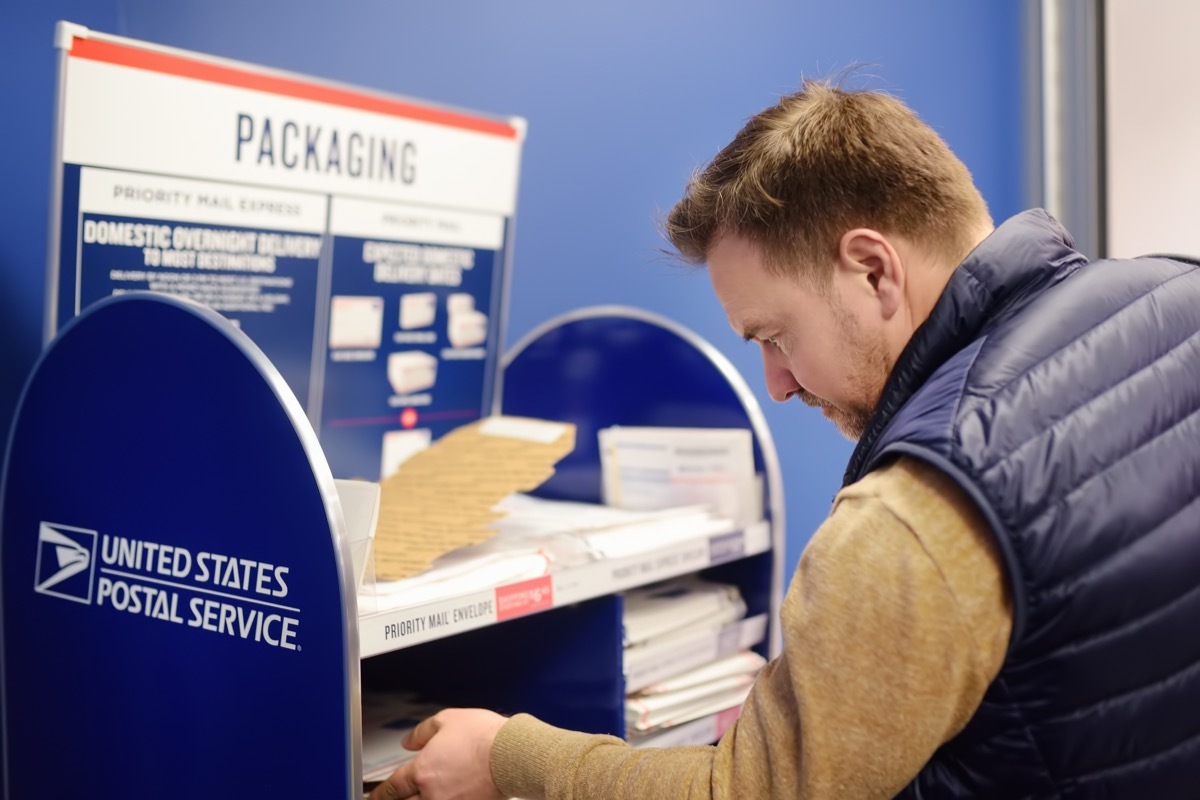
[369,761,420,799]
[402,712,444,750]
[370,712,446,799]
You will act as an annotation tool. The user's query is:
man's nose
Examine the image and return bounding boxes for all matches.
[761,344,800,403]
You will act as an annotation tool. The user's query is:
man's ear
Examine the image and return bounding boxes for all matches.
[837,228,904,321]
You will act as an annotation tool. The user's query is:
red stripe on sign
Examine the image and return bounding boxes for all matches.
[69,37,518,139]
[495,576,553,621]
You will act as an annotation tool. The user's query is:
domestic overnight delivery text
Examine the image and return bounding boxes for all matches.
[96,534,300,651]
[82,219,322,273]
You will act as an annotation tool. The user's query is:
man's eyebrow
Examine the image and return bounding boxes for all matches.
[739,322,764,342]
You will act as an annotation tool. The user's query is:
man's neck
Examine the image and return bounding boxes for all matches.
[911,224,995,325]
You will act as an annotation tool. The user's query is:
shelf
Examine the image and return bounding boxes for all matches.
[358,520,770,657]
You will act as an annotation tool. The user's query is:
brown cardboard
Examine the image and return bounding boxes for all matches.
[372,416,576,580]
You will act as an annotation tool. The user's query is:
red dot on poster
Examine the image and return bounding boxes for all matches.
[400,408,418,429]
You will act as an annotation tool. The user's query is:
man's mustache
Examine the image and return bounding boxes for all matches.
[797,390,823,408]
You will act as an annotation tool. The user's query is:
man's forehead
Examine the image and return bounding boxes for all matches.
[707,232,761,265]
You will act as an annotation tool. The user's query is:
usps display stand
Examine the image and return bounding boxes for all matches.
[1,295,783,799]
[1,294,360,798]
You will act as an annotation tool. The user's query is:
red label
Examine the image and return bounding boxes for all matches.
[495,576,553,621]
[715,706,743,739]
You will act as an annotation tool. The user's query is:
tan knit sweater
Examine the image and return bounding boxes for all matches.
[490,457,1012,799]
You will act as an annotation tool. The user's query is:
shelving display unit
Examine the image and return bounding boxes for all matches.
[0,295,783,799]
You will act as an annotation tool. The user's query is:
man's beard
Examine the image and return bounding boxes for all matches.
[802,309,890,442]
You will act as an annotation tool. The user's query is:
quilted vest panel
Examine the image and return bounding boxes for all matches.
[845,211,1200,798]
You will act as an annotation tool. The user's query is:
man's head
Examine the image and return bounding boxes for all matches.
[666,80,994,439]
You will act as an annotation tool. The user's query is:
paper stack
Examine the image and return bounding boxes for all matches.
[360,691,443,783]
[622,576,766,739]
[599,426,762,527]
[626,651,765,736]
[362,494,740,613]
[623,574,747,649]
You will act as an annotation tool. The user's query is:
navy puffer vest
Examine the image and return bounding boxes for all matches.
[844,210,1200,798]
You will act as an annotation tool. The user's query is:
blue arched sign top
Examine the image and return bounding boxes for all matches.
[1,293,358,798]
[501,307,780,514]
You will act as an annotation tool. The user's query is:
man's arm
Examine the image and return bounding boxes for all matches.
[374,457,1012,800]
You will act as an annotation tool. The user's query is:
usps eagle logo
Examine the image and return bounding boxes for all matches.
[34,522,98,604]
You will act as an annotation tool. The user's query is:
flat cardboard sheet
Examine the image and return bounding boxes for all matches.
[373,416,575,580]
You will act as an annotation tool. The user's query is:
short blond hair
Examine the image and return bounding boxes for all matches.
[665,80,991,284]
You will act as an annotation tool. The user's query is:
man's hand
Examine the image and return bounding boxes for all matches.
[369,708,508,800]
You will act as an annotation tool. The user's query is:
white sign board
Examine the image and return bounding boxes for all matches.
[49,23,526,480]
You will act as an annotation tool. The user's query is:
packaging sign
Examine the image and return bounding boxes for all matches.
[50,25,524,480]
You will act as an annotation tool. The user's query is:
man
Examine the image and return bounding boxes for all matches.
[370,81,1200,799]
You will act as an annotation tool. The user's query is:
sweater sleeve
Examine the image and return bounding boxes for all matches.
[490,457,1012,800]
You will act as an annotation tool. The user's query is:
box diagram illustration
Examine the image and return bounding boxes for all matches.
[387,351,438,395]
[399,292,437,330]
[446,293,475,315]
[448,310,489,348]
[329,296,385,349]
[444,293,488,348]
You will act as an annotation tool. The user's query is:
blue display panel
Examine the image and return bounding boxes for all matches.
[72,201,323,404]
[57,165,330,413]
[315,195,509,481]
[1,294,357,799]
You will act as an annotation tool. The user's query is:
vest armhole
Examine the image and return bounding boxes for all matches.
[866,442,1027,656]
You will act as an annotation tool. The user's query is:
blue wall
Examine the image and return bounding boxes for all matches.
[0,1,120,481]
[1,1,1025,577]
